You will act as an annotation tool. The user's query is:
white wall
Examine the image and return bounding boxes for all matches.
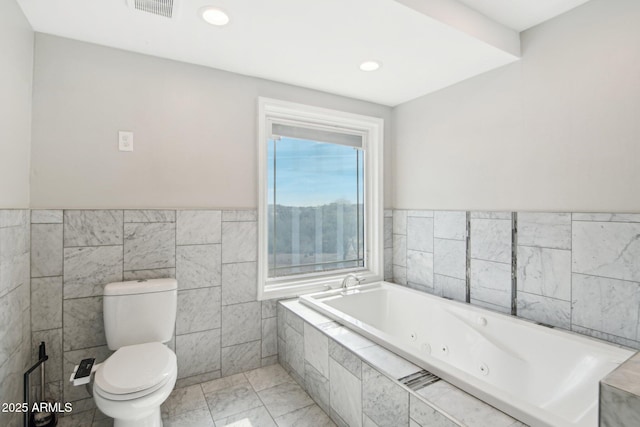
[30,34,392,209]
[0,0,33,208]
[393,0,640,211]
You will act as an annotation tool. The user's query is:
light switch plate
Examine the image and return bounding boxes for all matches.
[118,131,134,151]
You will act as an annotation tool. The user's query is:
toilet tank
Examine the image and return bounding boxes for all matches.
[103,278,177,350]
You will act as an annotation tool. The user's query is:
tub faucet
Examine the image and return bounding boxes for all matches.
[341,274,362,289]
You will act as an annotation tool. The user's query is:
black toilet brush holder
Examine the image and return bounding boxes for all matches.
[23,342,57,427]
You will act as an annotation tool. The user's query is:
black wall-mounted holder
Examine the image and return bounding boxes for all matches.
[23,342,57,427]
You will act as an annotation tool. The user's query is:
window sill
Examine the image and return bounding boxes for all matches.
[260,269,381,300]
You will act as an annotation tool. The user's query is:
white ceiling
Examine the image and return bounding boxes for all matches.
[17,0,590,106]
[456,0,592,31]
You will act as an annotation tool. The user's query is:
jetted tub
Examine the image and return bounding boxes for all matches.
[300,281,634,427]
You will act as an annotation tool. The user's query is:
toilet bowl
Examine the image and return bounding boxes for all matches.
[93,342,177,427]
[93,278,178,426]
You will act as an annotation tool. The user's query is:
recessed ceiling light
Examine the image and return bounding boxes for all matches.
[359,60,381,71]
[201,7,230,26]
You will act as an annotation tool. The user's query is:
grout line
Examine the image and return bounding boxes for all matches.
[468,256,512,265]
[406,248,434,254]
[468,298,512,314]
[431,216,436,296]
[241,371,281,425]
[465,211,471,303]
[31,274,63,279]
[570,216,574,332]
[433,273,466,282]
[433,236,466,243]
[571,323,640,345]
[61,209,66,406]
[121,210,125,282]
[468,215,512,221]
[360,351,364,427]
[511,212,518,316]
[516,243,571,251]
[219,337,261,350]
[221,299,262,308]
[62,244,123,249]
[173,210,178,362]
[253,393,278,424]
[571,271,640,285]
[29,208,34,392]
[200,382,219,425]
[572,219,640,224]
[175,242,222,247]
[517,290,571,303]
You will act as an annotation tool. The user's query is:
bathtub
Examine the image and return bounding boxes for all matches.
[299,281,634,427]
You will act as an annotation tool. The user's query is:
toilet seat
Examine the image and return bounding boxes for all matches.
[94,342,176,401]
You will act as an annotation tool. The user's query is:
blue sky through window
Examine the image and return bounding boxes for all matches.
[268,137,362,207]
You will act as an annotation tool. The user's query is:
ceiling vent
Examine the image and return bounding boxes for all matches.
[128,0,176,19]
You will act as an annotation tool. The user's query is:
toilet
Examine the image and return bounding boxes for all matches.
[93,278,178,427]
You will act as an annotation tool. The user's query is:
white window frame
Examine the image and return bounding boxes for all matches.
[257,97,384,300]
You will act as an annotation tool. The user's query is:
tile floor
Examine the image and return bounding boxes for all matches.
[57,364,336,427]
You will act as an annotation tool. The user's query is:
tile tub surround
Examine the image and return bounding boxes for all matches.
[28,208,278,418]
[600,352,640,426]
[391,210,640,350]
[0,210,31,427]
[278,299,524,427]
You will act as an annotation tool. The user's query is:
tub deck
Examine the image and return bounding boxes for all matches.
[299,281,634,427]
[279,298,525,427]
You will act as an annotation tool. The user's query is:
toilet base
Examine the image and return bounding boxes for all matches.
[93,349,176,427]
[113,407,162,427]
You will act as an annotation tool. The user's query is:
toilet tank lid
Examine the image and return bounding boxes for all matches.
[104,278,177,296]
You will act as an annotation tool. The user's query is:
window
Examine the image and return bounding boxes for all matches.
[258,98,383,299]
[267,124,365,277]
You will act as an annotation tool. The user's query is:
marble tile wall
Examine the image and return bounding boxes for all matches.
[29,208,277,416]
[392,210,468,302]
[405,211,434,294]
[516,213,571,329]
[391,209,640,349]
[0,210,31,427]
[469,211,512,314]
[433,211,467,302]
[571,214,640,349]
[391,210,407,286]
[383,210,393,281]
